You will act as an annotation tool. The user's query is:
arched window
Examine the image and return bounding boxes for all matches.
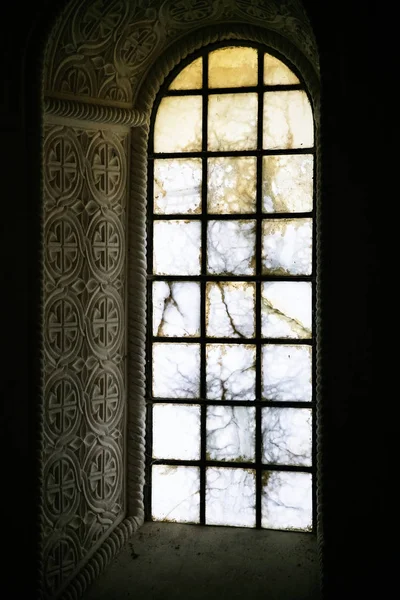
[147,43,315,531]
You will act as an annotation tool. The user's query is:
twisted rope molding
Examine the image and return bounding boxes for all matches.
[58,517,142,600]
[44,97,148,126]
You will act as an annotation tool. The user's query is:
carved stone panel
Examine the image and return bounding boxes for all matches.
[44,0,319,108]
[42,122,128,598]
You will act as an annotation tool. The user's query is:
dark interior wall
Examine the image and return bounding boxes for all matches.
[1,1,390,598]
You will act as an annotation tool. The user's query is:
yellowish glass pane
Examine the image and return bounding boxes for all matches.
[263,155,313,213]
[263,91,313,149]
[208,157,257,213]
[169,57,202,90]
[209,46,258,88]
[154,96,202,153]
[208,93,257,151]
[264,54,300,85]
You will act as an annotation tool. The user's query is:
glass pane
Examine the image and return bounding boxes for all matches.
[261,282,312,339]
[262,218,312,275]
[153,343,200,398]
[263,155,313,213]
[154,158,202,214]
[264,53,300,85]
[208,93,257,151]
[262,471,312,531]
[207,406,256,462]
[207,220,256,275]
[169,57,202,90]
[262,407,312,466]
[206,281,255,338]
[263,91,313,149]
[206,344,256,400]
[209,46,258,88]
[153,404,200,460]
[153,281,200,337]
[262,345,312,401]
[206,467,256,527]
[153,220,201,275]
[208,157,257,214]
[154,96,202,152]
[152,465,200,523]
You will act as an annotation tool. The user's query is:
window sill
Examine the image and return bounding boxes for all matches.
[83,521,321,600]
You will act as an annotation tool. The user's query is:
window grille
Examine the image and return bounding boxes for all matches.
[146,43,315,531]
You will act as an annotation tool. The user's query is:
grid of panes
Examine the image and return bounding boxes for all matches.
[147,45,314,531]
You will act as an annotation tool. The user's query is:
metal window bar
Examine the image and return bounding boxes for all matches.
[146,43,315,531]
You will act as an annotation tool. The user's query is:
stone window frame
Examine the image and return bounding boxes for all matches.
[36,10,321,599]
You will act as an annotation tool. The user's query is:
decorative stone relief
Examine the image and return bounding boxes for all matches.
[44,0,319,108]
[42,122,128,599]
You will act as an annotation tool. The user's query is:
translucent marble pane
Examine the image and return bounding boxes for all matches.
[206,344,256,400]
[262,155,313,213]
[169,57,202,90]
[206,467,256,527]
[208,94,258,151]
[154,159,202,214]
[262,471,312,531]
[154,96,202,152]
[153,343,200,398]
[262,345,312,401]
[263,91,313,149]
[209,46,258,88]
[207,406,256,462]
[207,220,256,275]
[262,219,312,275]
[153,220,201,275]
[152,465,200,523]
[264,53,300,85]
[153,404,200,460]
[208,157,257,214]
[262,407,312,466]
[261,282,312,339]
[206,282,255,338]
[153,281,200,337]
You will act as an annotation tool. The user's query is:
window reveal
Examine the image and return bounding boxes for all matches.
[146,45,315,531]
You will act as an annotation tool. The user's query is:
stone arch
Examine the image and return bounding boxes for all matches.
[39,2,321,598]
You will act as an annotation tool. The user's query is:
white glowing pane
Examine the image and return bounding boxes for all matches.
[154,96,202,152]
[262,282,312,339]
[208,94,258,151]
[206,344,256,400]
[153,343,200,398]
[262,218,312,275]
[262,408,312,466]
[169,57,202,90]
[207,220,256,275]
[154,159,202,214]
[153,281,200,337]
[209,46,258,88]
[262,155,313,213]
[153,404,200,460]
[208,157,257,214]
[206,282,255,338]
[262,345,312,401]
[152,465,200,523]
[262,471,312,531]
[207,406,256,462]
[153,220,201,275]
[263,91,313,149]
[264,53,300,85]
[206,467,256,527]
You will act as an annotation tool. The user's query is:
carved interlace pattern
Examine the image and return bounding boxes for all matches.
[42,123,128,598]
[44,0,318,107]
